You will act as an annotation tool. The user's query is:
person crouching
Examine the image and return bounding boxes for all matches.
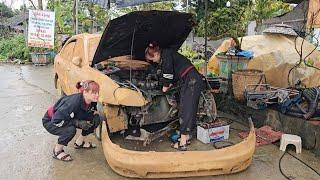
[42,80,100,162]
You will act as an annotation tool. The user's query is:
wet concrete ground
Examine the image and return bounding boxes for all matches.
[0,64,319,180]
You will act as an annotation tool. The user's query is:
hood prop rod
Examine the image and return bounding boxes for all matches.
[130,22,137,84]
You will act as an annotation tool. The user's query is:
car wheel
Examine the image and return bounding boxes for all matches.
[56,78,66,97]
[201,91,217,120]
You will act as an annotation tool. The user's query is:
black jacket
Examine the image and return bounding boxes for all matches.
[160,49,194,86]
[51,93,97,127]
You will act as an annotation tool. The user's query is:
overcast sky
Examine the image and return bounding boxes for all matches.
[0,0,47,9]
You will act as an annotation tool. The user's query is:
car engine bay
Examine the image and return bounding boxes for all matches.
[94,56,217,145]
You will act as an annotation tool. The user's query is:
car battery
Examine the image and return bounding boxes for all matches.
[197,119,230,144]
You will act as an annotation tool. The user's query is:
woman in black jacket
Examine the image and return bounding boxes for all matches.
[145,42,204,151]
[42,80,101,161]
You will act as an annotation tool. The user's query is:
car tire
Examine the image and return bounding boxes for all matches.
[56,78,66,98]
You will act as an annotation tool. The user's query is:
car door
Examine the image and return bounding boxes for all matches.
[55,39,77,95]
[66,37,90,93]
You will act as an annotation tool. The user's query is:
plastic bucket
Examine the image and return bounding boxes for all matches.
[217,55,250,79]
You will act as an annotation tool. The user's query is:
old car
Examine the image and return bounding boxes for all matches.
[54,10,255,178]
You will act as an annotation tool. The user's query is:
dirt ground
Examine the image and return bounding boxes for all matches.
[0,64,319,180]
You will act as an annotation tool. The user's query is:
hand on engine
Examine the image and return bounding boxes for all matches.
[162,84,173,92]
[73,119,93,131]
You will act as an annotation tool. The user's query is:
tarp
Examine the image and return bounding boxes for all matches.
[208,34,320,88]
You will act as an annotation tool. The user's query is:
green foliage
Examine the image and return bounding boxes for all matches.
[137,1,175,11]
[306,58,315,67]
[111,1,176,18]
[79,3,109,32]
[194,0,252,39]
[179,45,205,70]
[47,0,74,34]
[194,0,291,39]
[0,2,15,20]
[198,6,249,39]
[0,34,29,60]
[250,0,292,31]
[179,45,200,60]
[47,0,109,34]
[251,0,291,21]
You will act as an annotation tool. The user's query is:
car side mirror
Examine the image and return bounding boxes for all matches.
[72,56,82,67]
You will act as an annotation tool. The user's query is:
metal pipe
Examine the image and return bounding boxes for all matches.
[187,0,189,13]
[204,0,208,77]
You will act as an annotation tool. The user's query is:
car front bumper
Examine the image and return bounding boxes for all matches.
[101,120,256,178]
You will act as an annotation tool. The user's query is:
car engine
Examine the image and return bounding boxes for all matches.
[95,58,217,142]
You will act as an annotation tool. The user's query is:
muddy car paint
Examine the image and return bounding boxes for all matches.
[54,34,148,107]
[54,11,256,178]
[101,120,256,178]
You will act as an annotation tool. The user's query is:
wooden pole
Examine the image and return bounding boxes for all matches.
[76,0,79,34]
[38,0,43,10]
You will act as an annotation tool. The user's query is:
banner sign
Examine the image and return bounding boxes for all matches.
[28,10,55,49]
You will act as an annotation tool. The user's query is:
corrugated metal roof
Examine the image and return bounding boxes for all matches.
[1,11,28,27]
[263,24,298,36]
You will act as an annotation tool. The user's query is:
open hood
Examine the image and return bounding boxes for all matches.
[92,10,194,65]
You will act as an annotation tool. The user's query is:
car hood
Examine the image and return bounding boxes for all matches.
[92,10,194,65]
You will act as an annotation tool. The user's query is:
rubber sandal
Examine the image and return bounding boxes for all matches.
[171,142,187,151]
[178,138,191,145]
[74,141,96,149]
[52,149,73,162]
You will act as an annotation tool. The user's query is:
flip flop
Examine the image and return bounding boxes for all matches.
[74,141,97,149]
[177,138,191,145]
[52,149,73,162]
[171,142,187,151]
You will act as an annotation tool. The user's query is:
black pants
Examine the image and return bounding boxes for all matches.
[179,69,204,135]
[42,112,98,146]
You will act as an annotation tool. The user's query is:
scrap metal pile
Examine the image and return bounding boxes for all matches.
[245,84,320,120]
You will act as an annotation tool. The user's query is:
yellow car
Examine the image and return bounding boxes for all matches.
[54,10,255,178]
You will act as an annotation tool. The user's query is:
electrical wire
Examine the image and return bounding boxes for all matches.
[286,151,320,176]
[279,150,291,180]
[219,115,319,179]
[279,149,320,180]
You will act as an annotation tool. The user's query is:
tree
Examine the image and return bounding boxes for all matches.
[0,2,15,20]
[250,0,291,33]
[195,0,253,39]
[193,0,291,39]
[79,2,109,33]
[47,0,109,34]
[111,1,176,17]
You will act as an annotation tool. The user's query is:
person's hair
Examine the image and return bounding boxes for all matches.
[76,80,99,93]
[145,41,160,58]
